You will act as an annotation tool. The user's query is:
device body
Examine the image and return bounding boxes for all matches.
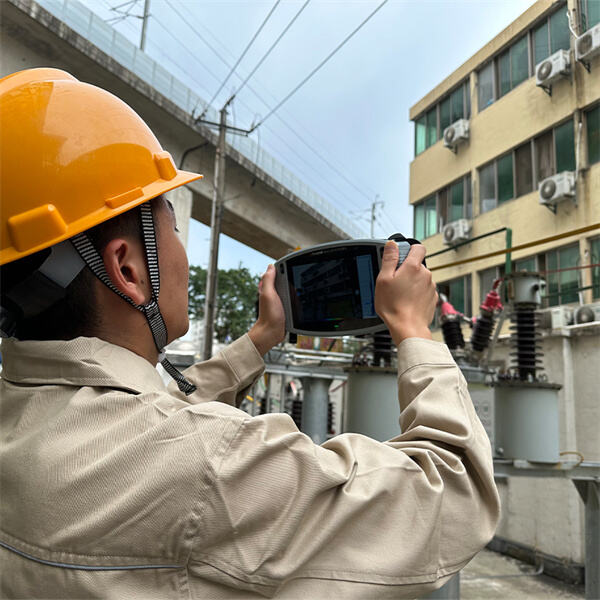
[274,239,413,337]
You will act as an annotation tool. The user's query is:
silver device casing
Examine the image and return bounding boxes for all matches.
[274,239,412,337]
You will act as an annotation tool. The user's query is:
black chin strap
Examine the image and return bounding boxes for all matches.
[71,203,197,396]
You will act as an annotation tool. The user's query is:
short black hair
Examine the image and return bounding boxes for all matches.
[0,195,164,341]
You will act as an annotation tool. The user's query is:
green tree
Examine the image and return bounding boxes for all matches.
[188,265,260,343]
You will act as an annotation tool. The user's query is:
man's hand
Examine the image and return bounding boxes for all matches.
[249,264,286,356]
[374,241,437,346]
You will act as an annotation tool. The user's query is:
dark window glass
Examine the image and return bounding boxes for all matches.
[515,142,533,197]
[545,245,580,306]
[414,203,425,240]
[465,82,471,118]
[534,21,550,64]
[438,188,448,228]
[591,238,600,299]
[478,62,494,110]
[511,35,529,88]
[426,107,437,148]
[550,9,570,53]
[449,278,466,314]
[450,180,464,221]
[498,51,511,98]
[587,104,600,165]
[415,116,426,155]
[555,119,575,172]
[515,256,537,272]
[425,195,437,238]
[465,175,472,219]
[450,86,464,122]
[535,130,554,183]
[582,0,600,30]
[480,163,496,213]
[440,96,451,133]
[497,154,514,204]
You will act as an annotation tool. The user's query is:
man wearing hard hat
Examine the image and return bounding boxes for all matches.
[0,68,499,599]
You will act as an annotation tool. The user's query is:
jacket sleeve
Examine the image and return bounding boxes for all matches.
[189,338,501,598]
[167,334,264,406]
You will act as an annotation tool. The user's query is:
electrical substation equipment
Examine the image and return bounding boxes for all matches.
[492,272,562,463]
[438,293,466,352]
[574,302,600,324]
[538,171,576,212]
[442,218,472,246]
[575,21,600,67]
[538,305,574,329]
[535,49,571,94]
[470,279,503,357]
[443,118,470,152]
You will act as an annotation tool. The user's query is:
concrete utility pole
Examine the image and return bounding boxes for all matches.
[202,106,228,360]
[139,0,150,51]
[370,195,383,237]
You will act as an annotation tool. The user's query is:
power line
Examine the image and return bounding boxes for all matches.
[201,0,281,114]
[249,0,388,133]
[231,0,310,101]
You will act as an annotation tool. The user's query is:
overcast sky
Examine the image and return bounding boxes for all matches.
[84,0,537,275]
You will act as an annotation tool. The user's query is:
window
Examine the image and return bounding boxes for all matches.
[591,238,600,299]
[438,276,472,316]
[414,195,437,239]
[536,129,554,182]
[413,80,469,155]
[515,142,533,197]
[479,265,504,303]
[497,153,514,204]
[587,104,600,166]
[479,154,514,212]
[549,9,570,54]
[479,163,496,213]
[581,0,600,30]
[534,20,550,65]
[534,118,576,184]
[414,175,471,239]
[515,256,538,272]
[545,244,580,306]
[478,62,495,111]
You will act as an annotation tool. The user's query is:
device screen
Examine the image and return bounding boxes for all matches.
[286,246,382,333]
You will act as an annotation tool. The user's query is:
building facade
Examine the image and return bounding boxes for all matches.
[408,0,599,578]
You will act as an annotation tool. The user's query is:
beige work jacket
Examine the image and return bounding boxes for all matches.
[0,334,499,599]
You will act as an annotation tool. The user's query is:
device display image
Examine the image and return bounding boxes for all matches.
[274,237,419,337]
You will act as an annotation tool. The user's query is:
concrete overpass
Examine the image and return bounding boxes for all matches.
[0,0,365,258]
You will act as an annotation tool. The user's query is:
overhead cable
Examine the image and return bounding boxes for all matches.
[249,0,388,133]
[201,0,282,115]
[232,0,310,100]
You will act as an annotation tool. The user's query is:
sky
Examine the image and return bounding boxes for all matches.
[83,0,537,276]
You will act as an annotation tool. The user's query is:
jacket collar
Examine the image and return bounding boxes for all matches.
[0,336,167,395]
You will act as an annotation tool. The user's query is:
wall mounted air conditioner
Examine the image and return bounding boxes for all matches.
[539,306,574,329]
[574,303,600,324]
[443,119,469,152]
[576,22,600,65]
[535,49,570,89]
[538,171,576,210]
[442,219,471,246]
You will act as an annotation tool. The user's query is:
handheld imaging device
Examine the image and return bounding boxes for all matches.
[274,235,423,337]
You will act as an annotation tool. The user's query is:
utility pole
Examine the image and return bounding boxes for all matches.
[202,105,229,360]
[140,0,150,51]
[370,195,383,237]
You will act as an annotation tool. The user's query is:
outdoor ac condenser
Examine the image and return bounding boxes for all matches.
[576,22,600,64]
[535,49,570,87]
[443,118,469,151]
[538,171,576,208]
[442,218,471,245]
[574,303,600,324]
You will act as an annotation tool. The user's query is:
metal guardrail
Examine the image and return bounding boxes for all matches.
[37,0,366,239]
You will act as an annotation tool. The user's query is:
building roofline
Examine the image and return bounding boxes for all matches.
[408,0,560,121]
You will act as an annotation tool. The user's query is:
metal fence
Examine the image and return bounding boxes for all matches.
[37,0,365,239]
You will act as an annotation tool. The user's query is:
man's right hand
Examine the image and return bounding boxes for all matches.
[374,241,438,346]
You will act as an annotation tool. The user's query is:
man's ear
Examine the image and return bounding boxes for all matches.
[102,238,150,305]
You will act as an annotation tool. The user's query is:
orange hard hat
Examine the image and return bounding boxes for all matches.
[0,68,202,266]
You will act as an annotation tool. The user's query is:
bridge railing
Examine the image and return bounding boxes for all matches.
[37,0,365,239]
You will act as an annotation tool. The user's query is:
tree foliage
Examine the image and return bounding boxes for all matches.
[188,265,260,343]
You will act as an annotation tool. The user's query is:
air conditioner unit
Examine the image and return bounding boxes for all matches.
[442,219,471,245]
[535,49,570,87]
[538,171,576,208]
[576,22,600,64]
[443,119,469,151]
[574,302,600,324]
[539,306,573,329]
